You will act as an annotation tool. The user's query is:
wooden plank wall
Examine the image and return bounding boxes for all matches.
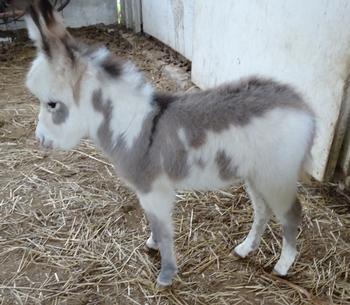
[141,0,194,60]
[121,0,142,33]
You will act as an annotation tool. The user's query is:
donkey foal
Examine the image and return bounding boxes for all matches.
[25,0,315,287]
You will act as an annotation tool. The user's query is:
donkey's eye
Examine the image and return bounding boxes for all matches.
[47,101,58,109]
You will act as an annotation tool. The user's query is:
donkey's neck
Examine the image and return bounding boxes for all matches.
[113,84,154,147]
[90,76,155,154]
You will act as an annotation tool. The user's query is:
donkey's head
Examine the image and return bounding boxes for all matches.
[25,0,93,150]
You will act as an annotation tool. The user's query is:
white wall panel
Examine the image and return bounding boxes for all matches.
[142,0,194,60]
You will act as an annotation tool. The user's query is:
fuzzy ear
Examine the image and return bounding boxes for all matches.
[25,0,68,58]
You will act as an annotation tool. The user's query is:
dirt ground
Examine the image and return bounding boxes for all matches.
[0,25,350,305]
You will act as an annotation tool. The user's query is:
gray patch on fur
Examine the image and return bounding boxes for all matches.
[147,213,177,285]
[216,150,238,180]
[52,101,69,125]
[101,55,122,77]
[92,89,114,152]
[283,198,302,247]
[149,93,176,149]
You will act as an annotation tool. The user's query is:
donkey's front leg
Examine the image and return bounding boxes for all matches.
[138,190,177,287]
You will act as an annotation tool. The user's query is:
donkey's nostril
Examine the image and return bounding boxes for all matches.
[36,134,54,149]
[35,133,44,146]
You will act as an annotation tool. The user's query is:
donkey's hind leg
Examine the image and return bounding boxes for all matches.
[254,180,301,276]
[273,198,302,276]
[234,180,272,258]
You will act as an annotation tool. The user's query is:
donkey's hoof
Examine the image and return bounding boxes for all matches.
[233,243,250,258]
[272,265,288,278]
[156,267,177,288]
[156,277,173,288]
[156,274,174,288]
[146,236,159,250]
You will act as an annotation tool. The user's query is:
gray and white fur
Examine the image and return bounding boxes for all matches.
[25,0,316,287]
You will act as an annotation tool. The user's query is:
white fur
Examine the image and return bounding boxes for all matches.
[273,239,298,276]
[106,81,153,149]
[25,15,42,44]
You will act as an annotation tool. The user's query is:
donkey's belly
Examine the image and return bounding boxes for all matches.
[173,162,243,191]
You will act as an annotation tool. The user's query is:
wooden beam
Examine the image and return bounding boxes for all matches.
[120,0,142,32]
[0,9,24,19]
[132,0,142,33]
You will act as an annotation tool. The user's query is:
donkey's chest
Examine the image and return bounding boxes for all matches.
[112,151,160,193]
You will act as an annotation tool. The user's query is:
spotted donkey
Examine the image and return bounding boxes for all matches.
[25,0,315,287]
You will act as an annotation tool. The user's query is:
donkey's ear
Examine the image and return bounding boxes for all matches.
[25,0,67,58]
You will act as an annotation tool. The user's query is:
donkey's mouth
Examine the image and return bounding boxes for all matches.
[41,143,53,150]
[36,136,54,150]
